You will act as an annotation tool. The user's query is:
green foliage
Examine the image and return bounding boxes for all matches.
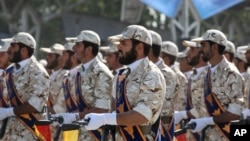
[73,0,121,20]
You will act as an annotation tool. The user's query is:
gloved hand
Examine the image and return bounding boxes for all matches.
[84,113,117,130]
[0,107,15,120]
[189,117,215,133]
[174,110,188,124]
[242,109,250,119]
[52,113,79,124]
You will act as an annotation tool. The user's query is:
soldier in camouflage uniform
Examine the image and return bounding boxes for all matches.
[40,43,67,114]
[233,49,250,108]
[174,40,209,141]
[1,32,50,141]
[56,30,113,141]
[100,42,126,112]
[161,41,188,111]
[83,25,166,141]
[177,48,193,79]
[0,40,12,140]
[188,29,244,141]
[148,30,178,136]
[58,39,81,110]
[223,40,235,63]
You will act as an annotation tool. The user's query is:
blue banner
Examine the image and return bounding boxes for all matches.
[192,0,244,20]
[140,0,182,19]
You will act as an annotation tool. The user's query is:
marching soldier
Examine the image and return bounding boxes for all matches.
[57,30,113,141]
[83,25,166,141]
[100,42,126,111]
[223,40,235,63]
[238,45,250,119]
[234,49,250,108]
[1,32,50,140]
[0,40,11,140]
[161,41,188,111]
[174,40,209,141]
[40,43,67,114]
[148,30,178,140]
[177,48,193,79]
[59,39,81,113]
[188,29,244,141]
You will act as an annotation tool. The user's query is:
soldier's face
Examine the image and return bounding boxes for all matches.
[245,50,250,65]
[117,39,137,65]
[200,41,213,62]
[73,42,86,62]
[187,47,200,66]
[46,53,58,69]
[0,52,9,69]
[8,43,22,63]
[62,51,72,69]
[105,52,119,70]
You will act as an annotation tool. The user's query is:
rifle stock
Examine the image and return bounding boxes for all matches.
[174,122,196,136]
[0,118,8,139]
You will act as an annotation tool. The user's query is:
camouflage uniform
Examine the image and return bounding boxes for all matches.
[78,57,113,141]
[122,57,166,140]
[156,58,178,119]
[172,65,188,111]
[3,57,50,141]
[241,72,250,108]
[204,57,244,141]
[49,68,67,113]
[0,69,9,141]
[186,66,209,141]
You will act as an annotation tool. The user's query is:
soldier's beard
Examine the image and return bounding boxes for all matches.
[63,58,72,69]
[119,47,137,65]
[200,51,209,62]
[47,59,58,69]
[10,50,22,63]
[188,54,200,66]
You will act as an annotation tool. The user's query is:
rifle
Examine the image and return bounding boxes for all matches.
[0,118,8,139]
[51,116,64,141]
[174,122,196,136]
[101,125,116,141]
[230,115,250,125]
[77,119,116,141]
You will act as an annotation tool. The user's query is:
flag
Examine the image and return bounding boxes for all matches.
[62,124,80,141]
[192,0,244,20]
[34,120,52,141]
[174,124,187,141]
[140,0,182,19]
[175,134,187,141]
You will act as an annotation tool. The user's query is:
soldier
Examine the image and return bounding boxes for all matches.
[0,40,11,140]
[82,25,166,141]
[57,39,81,113]
[40,43,67,114]
[174,40,209,141]
[240,44,250,118]
[234,49,250,108]
[188,29,244,141]
[177,48,193,79]
[223,40,235,63]
[161,41,188,111]
[100,42,126,111]
[56,30,113,141]
[148,30,178,140]
[1,32,50,140]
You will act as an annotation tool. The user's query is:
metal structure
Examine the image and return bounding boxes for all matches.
[170,0,201,43]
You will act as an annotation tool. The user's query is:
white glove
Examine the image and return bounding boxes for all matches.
[0,107,15,120]
[242,109,250,119]
[84,113,117,130]
[174,110,188,124]
[189,117,215,133]
[52,113,79,124]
